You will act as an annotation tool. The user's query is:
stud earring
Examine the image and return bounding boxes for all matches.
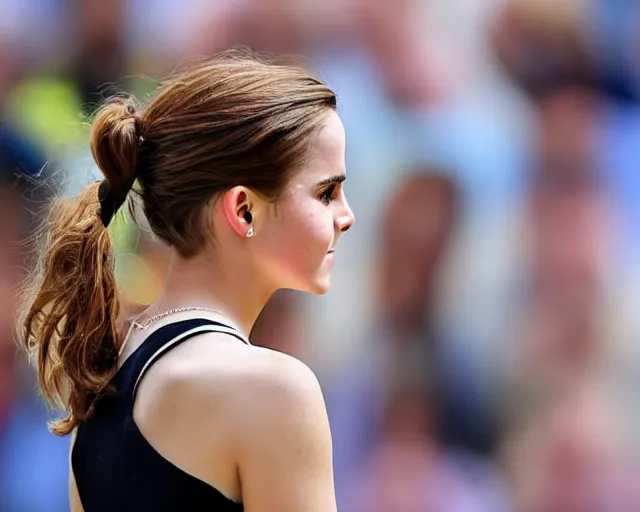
[244,211,255,238]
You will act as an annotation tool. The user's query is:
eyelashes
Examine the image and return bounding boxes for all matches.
[319,184,337,205]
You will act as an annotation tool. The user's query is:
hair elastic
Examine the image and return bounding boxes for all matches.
[98,181,128,228]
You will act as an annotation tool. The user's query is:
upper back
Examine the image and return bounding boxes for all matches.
[71,318,248,512]
[72,315,337,512]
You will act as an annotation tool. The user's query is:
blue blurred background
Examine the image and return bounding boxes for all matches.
[3,0,640,510]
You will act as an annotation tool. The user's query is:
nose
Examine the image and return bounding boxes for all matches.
[337,201,355,233]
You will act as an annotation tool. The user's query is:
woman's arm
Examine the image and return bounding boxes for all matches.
[232,351,337,512]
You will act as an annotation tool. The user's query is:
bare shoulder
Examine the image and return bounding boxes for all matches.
[226,346,336,510]
[172,338,326,423]
[163,335,328,431]
[136,334,330,461]
[233,344,322,394]
[226,347,333,468]
[135,333,335,510]
[136,332,324,421]
[230,345,327,419]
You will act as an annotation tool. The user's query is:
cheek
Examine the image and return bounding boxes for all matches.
[263,202,333,267]
[285,209,333,259]
[302,207,334,246]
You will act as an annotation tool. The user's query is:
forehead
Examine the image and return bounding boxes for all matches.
[291,111,346,184]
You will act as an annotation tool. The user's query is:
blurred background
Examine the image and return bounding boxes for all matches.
[3,0,640,510]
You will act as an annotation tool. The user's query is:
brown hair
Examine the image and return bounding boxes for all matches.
[18,49,337,435]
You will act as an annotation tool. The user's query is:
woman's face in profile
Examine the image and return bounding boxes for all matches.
[252,111,354,295]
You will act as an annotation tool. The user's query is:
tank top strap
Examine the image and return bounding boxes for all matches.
[115,318,250,402]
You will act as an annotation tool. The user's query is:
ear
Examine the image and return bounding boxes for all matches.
[221,186,253,238]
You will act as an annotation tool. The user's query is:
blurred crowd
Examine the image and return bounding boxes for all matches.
[3,0,640,511]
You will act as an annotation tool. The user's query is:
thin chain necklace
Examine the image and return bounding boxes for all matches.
[131,307,227,330]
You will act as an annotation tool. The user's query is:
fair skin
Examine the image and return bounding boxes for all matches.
[70,111,353,512]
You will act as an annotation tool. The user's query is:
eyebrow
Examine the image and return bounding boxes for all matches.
[316,174,346,187]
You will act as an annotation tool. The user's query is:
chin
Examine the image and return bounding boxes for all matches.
[313,284,331,295]
[305,276,332,295]
[283,266,333,295]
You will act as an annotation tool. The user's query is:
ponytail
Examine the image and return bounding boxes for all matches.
[19,184,121,435]
[18,98,142,435]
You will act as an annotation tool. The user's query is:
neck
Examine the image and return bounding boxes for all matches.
[150,249,274,336]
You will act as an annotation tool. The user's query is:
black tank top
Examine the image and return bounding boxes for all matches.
[72,318,246,511]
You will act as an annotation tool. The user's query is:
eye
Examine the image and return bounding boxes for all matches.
[319,184,337,205]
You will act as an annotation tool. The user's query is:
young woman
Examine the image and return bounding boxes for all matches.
[19,49,354,512]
